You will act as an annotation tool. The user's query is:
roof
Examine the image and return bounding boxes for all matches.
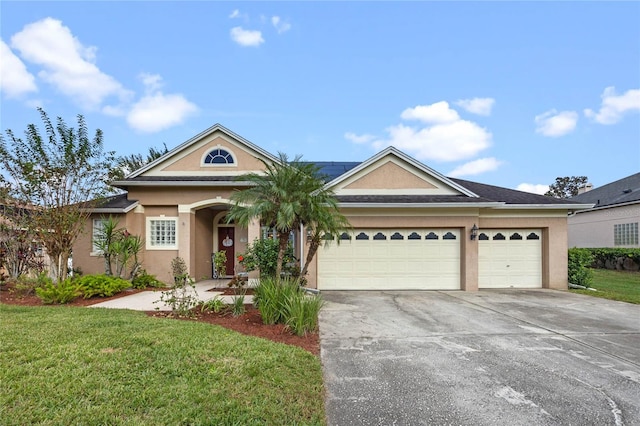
[569,172,640,209]
[308,162,361,181]
[450,178,586,206]
[90,193,138,213]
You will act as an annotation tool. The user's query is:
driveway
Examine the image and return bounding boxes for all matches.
[319,290,640,425]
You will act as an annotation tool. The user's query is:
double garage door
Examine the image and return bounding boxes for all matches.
[318,229,461,290]
[317,228,542,290]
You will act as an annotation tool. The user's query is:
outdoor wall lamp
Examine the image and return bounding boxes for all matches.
[470,224,478,241]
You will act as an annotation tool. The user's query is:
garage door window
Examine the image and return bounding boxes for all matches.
[356,232,369,240]
[527,232,540,240]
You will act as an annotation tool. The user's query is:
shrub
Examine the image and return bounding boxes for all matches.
[131,271,164,289]
[230,295,246,317]
[587,248,640,270]
[11,273,50,297]
[75,274,131,299]
[157,257,198,317]
[282,291,324,336]
[239,238,296,278]
[200,297,225,313]
[568,248,594,287]
[253,277,324,335]
[35,279,80,304]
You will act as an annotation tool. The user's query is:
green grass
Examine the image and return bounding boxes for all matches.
[571,269,640,304]
[0,305,325,425]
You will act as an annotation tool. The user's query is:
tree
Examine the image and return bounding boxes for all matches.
[227,153,350,280]
[545,176,589,199]
[111,143,169,180]
[0,108,115,282]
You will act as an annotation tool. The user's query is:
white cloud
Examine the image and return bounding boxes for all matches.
[230,27,264,47]
[400,101,460,124]
[448,157,502,177]
[0,39,37,98]
[584,87,640,125]
[455,97,495,116]
[271,16,291,34]
[126,74,198,133]
[534,109,578,137]
[516,183,549,195]
[348,100,493,162]
[344,132,375,144]
[373,120,492,162]
[229,9,240,19]
[10,17,130,109]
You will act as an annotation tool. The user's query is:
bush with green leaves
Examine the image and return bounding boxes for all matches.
[157,257,198,317]
[200,297,226,313]
[239,238,297,278]
[35,279,80,304]
[568,248,594,287]
[131,271,164,289]
[253,277,324,335]
[75,274,131,299]
[586,248,640,269]
[230,294,246,317]
[11,272,50,297]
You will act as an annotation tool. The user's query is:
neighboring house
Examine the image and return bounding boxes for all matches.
[73,124,591,291]
[568,173,640,248]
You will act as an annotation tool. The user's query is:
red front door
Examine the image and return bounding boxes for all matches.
[217,228,235,276]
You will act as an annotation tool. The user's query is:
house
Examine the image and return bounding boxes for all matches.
[568,173,640,248]
[73,124,591,291]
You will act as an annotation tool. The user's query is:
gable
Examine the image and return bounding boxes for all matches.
[344,161,437,190]
[331,153,466,196]
[130,125,277,178]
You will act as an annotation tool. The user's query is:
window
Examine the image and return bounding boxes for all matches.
[147,217,178,249]
[92,219,107,253]
[203,148,234,165]
[614,223,639,246]
[355,232,369,240]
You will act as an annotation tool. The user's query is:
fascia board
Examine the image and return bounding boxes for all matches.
[337,202,505,209]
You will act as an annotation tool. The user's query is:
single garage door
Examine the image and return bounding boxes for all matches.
[478,229,542,288]
[318,229,460,290]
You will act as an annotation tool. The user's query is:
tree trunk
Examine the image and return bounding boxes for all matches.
[300,235,321,278]
[275,231,289,280]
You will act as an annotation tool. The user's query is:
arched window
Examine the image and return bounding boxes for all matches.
[203,148,235,165]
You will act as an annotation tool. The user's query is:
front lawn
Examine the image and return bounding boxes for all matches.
[0,305,325,425]
[571,269,640,304]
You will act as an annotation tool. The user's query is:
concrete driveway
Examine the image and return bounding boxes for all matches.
[319,290,640,425]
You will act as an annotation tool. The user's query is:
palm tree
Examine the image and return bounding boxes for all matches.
[227,153,349,280]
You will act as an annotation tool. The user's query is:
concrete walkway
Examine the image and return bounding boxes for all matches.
[89,280,253,311]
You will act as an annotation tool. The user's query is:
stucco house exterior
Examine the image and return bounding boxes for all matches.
[73,124,591,291]
[568,173,640,248]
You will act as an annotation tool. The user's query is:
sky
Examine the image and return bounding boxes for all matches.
[1,1,639,194]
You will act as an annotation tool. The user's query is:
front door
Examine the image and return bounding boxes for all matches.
[217,228,235,276]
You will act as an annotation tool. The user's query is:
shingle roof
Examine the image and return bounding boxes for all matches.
[450,178,585,205]
[569,172,640,208]
[94,193,138,211]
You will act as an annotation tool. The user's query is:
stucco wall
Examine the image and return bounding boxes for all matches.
[568,204,640,248]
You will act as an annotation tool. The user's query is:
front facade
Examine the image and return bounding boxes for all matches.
[74,124,589,291]
[568,173,640,248]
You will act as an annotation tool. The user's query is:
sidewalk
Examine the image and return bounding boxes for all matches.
[89,280,254,311]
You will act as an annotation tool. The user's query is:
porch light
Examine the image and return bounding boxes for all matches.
[470,224,478,241]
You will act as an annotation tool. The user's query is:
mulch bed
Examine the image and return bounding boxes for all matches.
[0,281,319,355]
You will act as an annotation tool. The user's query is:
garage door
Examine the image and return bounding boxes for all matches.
[478,229,542,288]
[317,229,460,290]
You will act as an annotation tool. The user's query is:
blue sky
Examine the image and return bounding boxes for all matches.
[1,2,639,193]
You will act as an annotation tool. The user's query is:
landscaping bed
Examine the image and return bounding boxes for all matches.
[0,280,319,355]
